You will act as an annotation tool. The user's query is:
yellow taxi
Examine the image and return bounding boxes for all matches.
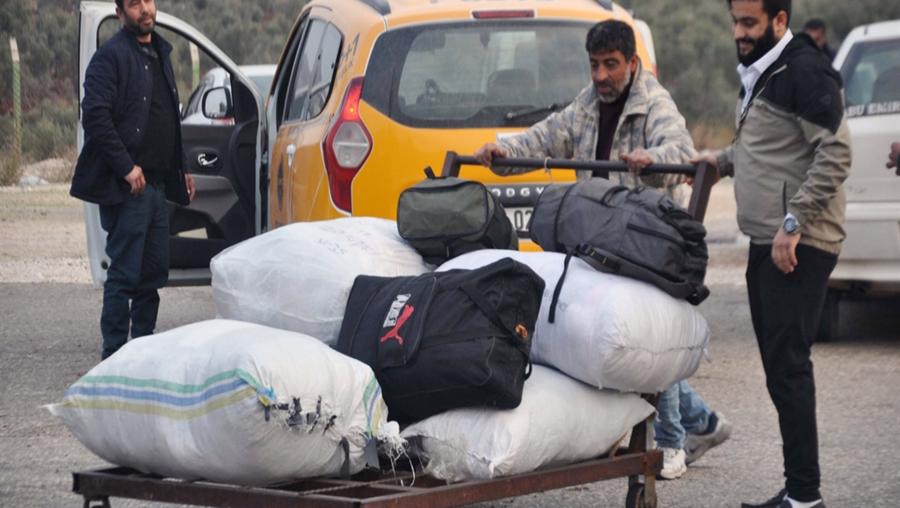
[77,0,654,285]
[264,0,657,243]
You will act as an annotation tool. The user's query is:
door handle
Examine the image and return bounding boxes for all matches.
[197,153,219,168]
[286,144,296,168]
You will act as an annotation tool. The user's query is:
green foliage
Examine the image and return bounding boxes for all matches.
[21,100,77,160]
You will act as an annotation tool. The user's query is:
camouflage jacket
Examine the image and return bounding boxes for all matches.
[493,64,695,191]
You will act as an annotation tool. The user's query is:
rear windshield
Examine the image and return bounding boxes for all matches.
[841,38,900,117]
[362,21,593,128]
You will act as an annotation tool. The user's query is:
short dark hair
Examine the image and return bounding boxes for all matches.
[803,18,826,31]
[585,20,636,60]
[115,0,124,8]
[726,0,792,24]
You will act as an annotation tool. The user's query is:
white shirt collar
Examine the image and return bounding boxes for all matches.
[737,29,793,111]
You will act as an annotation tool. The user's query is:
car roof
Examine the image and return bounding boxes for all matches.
[847,19,900,40]
[311,0,626,27]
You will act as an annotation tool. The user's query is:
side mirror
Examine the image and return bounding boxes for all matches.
[202,86,233,120]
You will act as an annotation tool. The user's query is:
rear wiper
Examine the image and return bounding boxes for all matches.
[505,102,567,121]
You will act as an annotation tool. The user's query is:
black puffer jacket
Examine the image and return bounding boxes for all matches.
[71,28,189,206]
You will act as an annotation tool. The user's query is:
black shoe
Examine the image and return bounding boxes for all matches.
[741,489,786,508]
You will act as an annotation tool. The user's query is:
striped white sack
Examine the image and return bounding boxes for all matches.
[47,319,401,485]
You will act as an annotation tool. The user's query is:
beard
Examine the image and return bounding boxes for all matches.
[123,11,156,36]
[736,24,777,66]
[596,69,633,104]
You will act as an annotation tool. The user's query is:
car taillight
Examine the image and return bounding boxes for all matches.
[323,77,372,213]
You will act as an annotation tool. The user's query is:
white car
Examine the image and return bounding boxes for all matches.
[824,19,900,339]
[182,65,276,126]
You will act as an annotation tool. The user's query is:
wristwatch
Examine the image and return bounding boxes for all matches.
[783,213,800,235]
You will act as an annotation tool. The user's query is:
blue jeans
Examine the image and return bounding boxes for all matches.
[654,380,711,449]
[99,184,169,359]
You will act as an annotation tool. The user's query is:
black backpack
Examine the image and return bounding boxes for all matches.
[336,258,544,423]
[529,179,709,320]
[397,168,518,265]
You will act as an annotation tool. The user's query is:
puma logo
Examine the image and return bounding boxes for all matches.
[380,304,414,346]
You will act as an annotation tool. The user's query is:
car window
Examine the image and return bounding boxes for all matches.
[842,38,900,113]
[306,24,342,119]
[249,74,274,95]
[363,21,592,128]
[285,19,327,122]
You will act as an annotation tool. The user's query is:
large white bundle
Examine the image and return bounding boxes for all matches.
[401,365,654,481]
[440,250,710,393]
[48,320,401,486]
[211,217,431,345]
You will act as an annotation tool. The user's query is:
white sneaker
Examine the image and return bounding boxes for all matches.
[658,447,687,480]
[685,411,732,465]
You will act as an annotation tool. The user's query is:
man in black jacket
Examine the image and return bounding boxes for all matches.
[695,1,851,507]
[71,0,195,359]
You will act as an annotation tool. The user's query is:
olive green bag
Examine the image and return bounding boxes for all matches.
[397,168,518,265]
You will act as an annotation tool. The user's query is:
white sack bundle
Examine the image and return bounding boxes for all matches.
[211,217,431,345]
[401,365,654,481]
[48,319,401,486]
[440,250,710,393]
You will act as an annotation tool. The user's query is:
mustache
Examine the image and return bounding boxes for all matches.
[736,37,755,45]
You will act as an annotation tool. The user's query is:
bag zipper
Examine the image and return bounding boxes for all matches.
[734,64,788,142]
[418,328,507,350]
[781,181,787,216]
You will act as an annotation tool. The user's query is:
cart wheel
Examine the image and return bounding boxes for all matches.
[625,483,644,508]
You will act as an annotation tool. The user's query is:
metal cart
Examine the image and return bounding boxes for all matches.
[73,153,716,508]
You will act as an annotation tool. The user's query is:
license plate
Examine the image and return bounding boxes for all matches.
[505,207,533,234]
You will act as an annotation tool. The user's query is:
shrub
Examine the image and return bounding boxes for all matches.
[21,103,77,161]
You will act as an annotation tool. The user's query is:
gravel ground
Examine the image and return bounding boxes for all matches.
[1,183,898,508]
[0,185,91,284]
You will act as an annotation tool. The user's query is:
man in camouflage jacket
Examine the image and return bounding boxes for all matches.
[474,19,695,194]
[476,20,731,482]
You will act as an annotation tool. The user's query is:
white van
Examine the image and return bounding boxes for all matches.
[825,19,900,339]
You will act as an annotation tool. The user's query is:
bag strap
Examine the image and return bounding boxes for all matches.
[575,245,710,305]
[547,250,574,323]
[599,184,630,207]
[423,166,437,179]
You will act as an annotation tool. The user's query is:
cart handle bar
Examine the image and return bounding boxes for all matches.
[439,151,716,222]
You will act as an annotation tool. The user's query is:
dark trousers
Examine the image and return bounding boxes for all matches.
[99,185,169,359]
[746,243,837,502]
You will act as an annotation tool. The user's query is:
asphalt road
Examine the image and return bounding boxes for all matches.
[1,185,898,506]
[1,280,898,508]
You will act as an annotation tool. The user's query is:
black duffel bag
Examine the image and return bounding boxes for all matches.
[336,258,544,423]
[529,179,709,319]
[397,167,518,265]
